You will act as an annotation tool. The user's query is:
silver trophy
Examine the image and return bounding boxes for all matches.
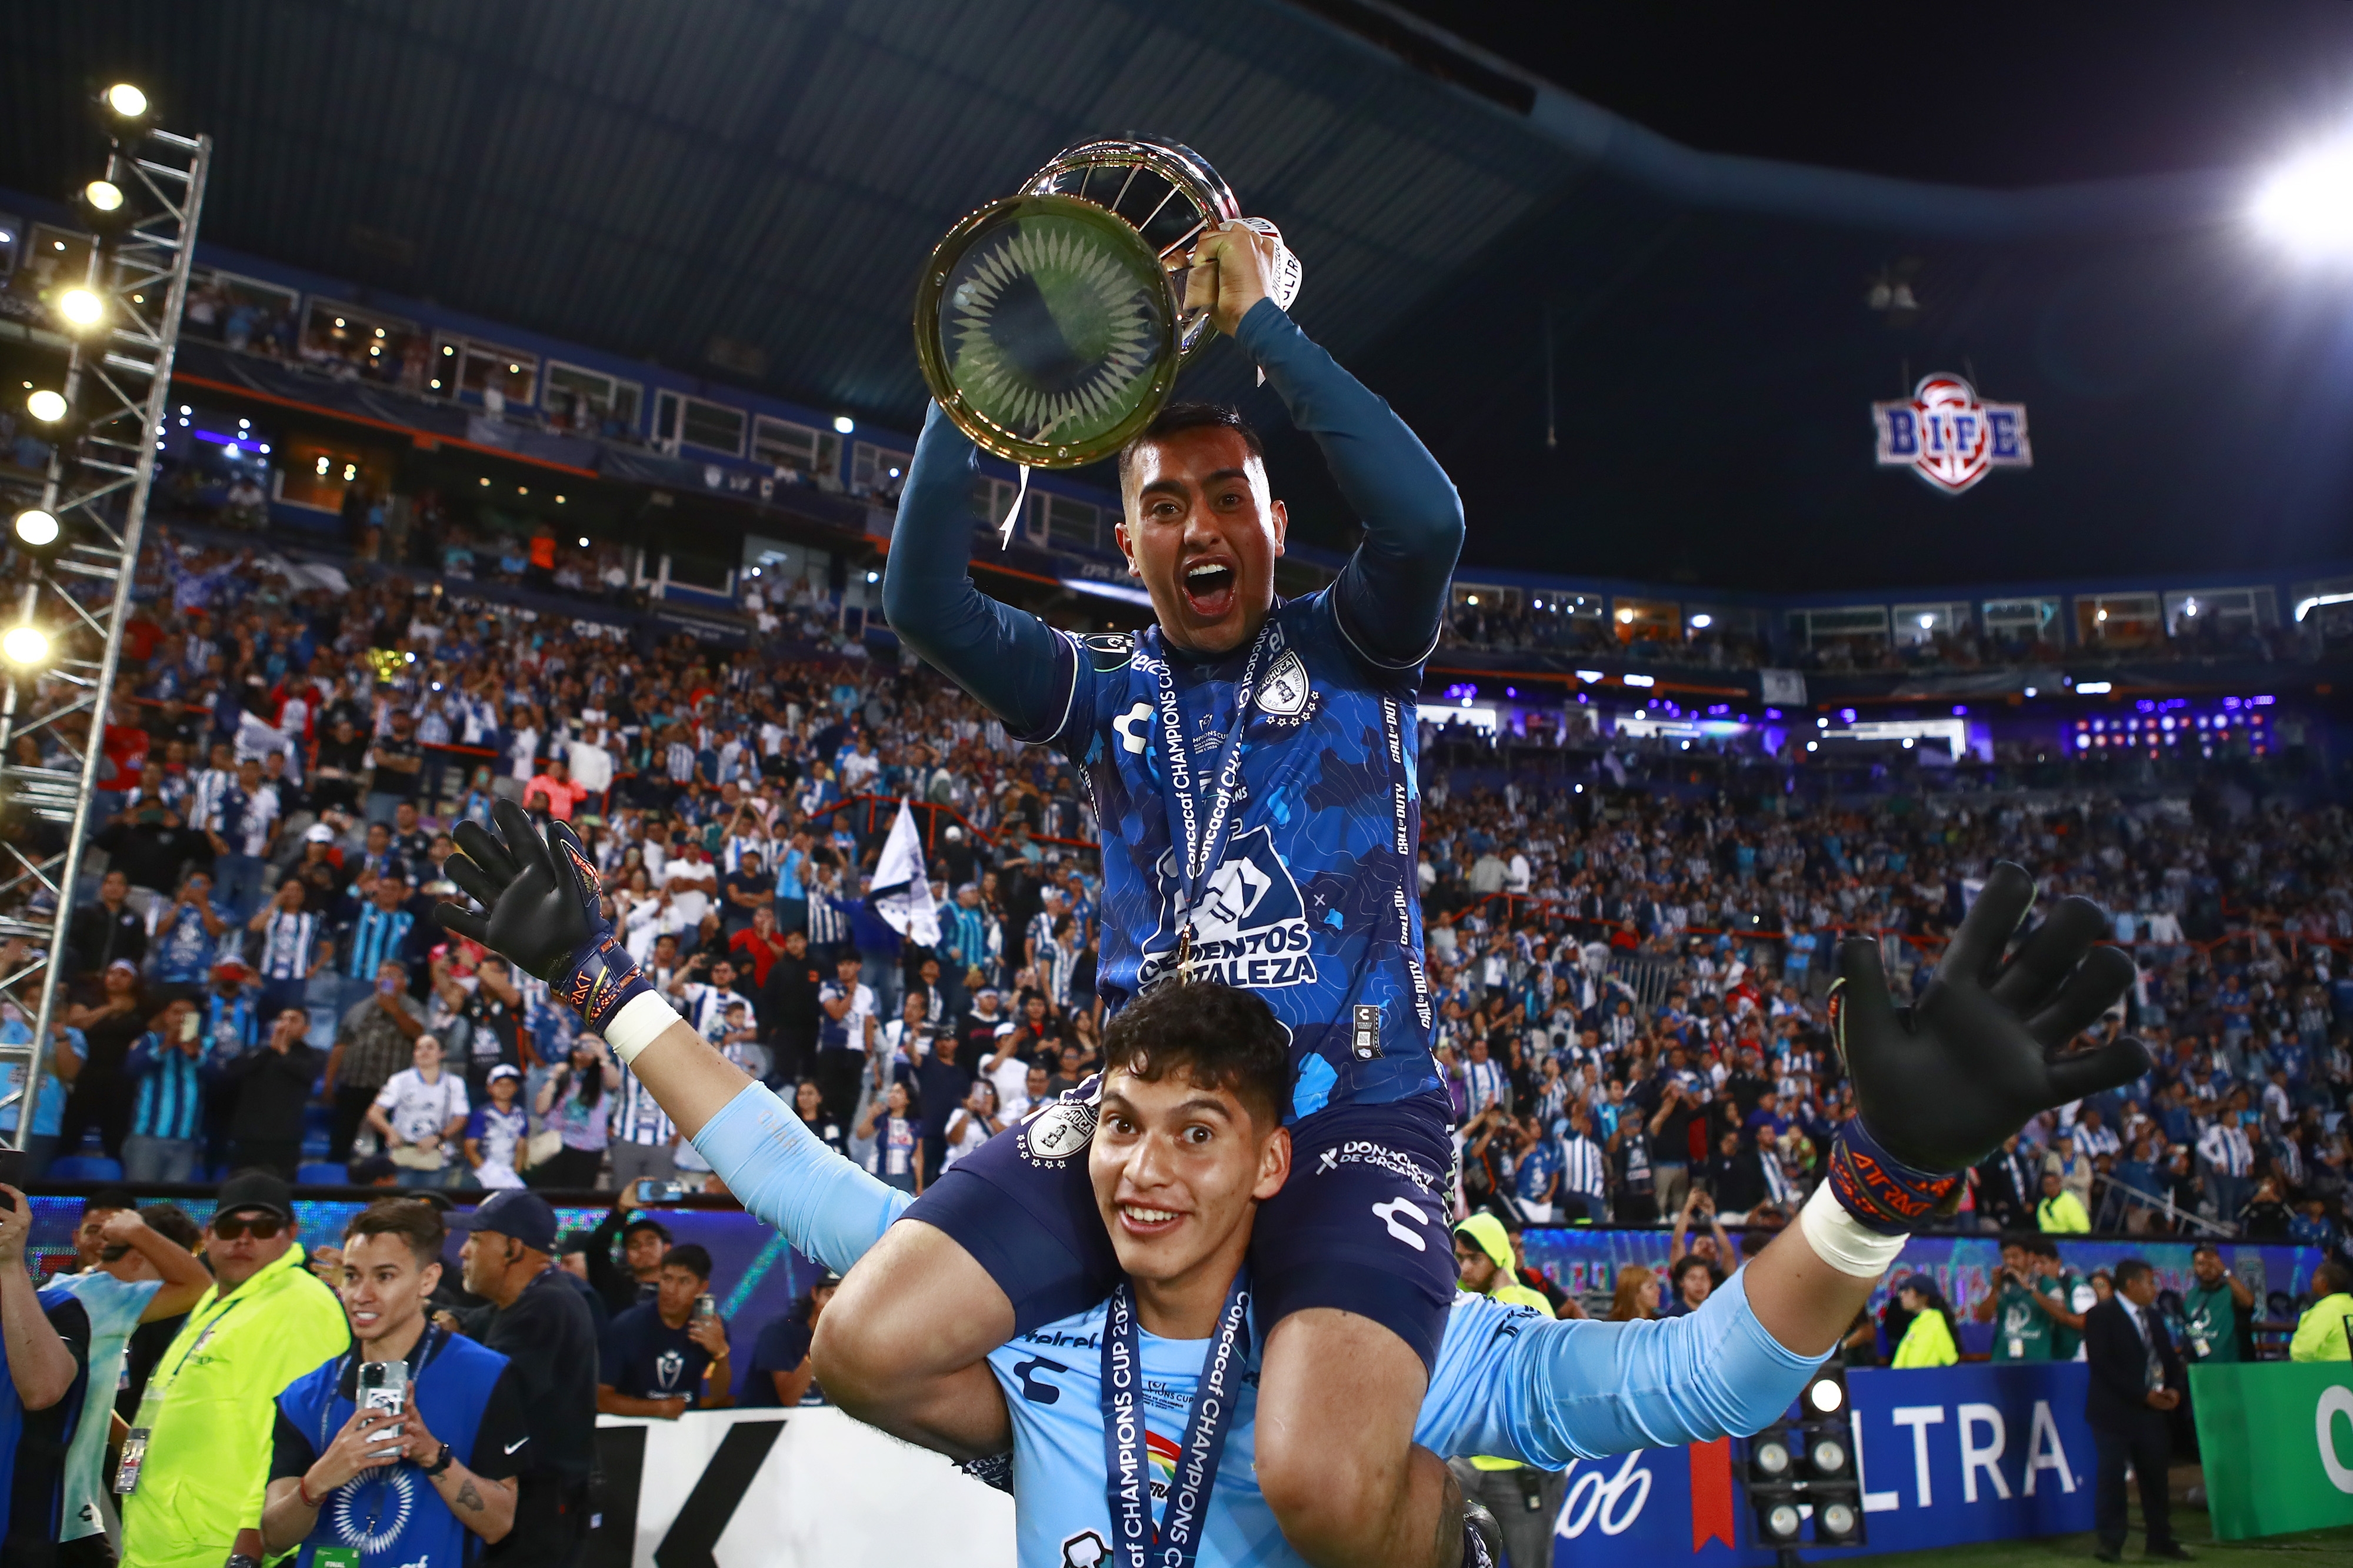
[914,137,1301,472]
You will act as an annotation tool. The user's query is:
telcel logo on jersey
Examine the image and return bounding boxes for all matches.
[1138,827,1318,989]
[1872,373,2031,495]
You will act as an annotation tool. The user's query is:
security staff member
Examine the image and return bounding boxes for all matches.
[1449,1213,1562,1568]
[443,1191,598,1568]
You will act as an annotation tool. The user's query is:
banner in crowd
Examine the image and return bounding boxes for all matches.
[1521,1228,2322,1356]
[1552,1363,2097,1565]
[2189,1362,2353,1540]
[584,1407,1013,1568]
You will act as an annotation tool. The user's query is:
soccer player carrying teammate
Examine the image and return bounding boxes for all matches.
[441,786,2147,1568]
[856,216,1473,1567]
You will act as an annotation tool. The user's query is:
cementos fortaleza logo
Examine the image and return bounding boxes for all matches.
[1872,374,2031,495]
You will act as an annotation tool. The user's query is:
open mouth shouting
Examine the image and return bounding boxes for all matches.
[1181,557,1238,621]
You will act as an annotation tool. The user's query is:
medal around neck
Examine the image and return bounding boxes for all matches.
[914,138,1299,473]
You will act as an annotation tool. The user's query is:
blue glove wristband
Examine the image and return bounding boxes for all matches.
[554,933,657,1036]
[1826,1117,1964,1237]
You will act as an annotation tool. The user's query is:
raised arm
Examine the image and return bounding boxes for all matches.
[1231,295,1464,668]
[878,406,1068,736]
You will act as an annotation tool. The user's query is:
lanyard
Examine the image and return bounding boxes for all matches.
[1101,1273,1251,1568]
[1148,624,1277,980]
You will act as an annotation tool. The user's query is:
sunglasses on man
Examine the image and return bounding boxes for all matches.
[211,1211,284,1240]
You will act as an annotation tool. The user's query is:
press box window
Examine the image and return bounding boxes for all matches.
[305,299,417,366]
[435,335,538,403]
[545,361,641,431]
[277,441,376,511]
[2162,587,2275,635]
[753,415,839,478]
[851,441,912,496]
[1892,602,1972,646]
[2077,592,2161,644]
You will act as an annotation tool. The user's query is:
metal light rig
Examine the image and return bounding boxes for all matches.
[0,98,211,1157]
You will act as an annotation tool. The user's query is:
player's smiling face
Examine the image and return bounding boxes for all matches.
[1116,426,1289,658]
[1091,1064,1289,1320]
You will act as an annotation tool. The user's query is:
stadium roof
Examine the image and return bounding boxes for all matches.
[8,1,2353,592]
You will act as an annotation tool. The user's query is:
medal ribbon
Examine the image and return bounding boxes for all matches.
[1149,623,1277,979]
[1101,1273,1252,1568]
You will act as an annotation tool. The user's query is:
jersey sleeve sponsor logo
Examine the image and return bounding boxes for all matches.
[1136,828,1318,991]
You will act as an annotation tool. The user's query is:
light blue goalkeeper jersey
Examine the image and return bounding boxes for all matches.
[985,1270,1819,1568]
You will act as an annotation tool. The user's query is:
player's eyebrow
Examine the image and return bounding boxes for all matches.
[1137,468,1249,498]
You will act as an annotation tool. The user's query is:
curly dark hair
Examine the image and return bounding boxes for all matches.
[1100,980,1289,1129]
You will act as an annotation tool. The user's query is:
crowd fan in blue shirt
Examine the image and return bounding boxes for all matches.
[596,1243,734,1417]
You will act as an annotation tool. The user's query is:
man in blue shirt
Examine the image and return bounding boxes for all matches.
[1,1177,94,1565]
[262,1199,528,1567]
[596,1243,734,1417]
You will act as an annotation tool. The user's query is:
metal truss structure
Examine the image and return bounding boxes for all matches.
[0,119,212,1155]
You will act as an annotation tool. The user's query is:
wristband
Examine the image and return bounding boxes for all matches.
[605,991,683,1065]
[554,934,658,1038]
[1801,1180,1910,1279]
[297,1474,323,1509]
[1824,1117,1964,1237]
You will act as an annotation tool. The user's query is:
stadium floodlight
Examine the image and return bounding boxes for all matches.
[14,510,59,548]
[74,178,135,238]
[104,83,149,120]
[1689,613,1712,629]
[2,624,52,668]
[55,286,106,332]
[833,415,855,434]
[25,389,69,424]
[2254,132,2353,256]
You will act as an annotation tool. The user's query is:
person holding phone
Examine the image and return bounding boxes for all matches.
[263,1199,527,1566]
[121,998,208,1183]
[595,1243,732,1418]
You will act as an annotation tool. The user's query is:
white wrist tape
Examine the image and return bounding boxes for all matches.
[604,993,683,1065]
[1802,1179,1910,1279]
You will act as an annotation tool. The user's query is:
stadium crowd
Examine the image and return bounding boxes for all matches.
[0,531,2342,1568]
[0,526,2332,1276]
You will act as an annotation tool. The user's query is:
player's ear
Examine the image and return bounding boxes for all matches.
[1253,1124,1291,1202]
[1267,496,1287,556]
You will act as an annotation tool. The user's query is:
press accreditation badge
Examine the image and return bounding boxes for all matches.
[114,1429,150,1496]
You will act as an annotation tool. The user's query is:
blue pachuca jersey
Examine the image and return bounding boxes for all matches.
[986,1270,1822,1568]
[1031,590,1438,1120]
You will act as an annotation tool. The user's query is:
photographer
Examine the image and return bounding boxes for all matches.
[596,1243,731,1417]
[262,1200,525,1565]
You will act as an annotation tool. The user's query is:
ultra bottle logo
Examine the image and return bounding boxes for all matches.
[1872,374,2031,495]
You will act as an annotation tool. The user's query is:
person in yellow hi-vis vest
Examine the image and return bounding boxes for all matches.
[1890,1275,1961,1368]
[120,1169,348,1568]
[2289,1259,2353,1362]
[1449,1213,1560,1568]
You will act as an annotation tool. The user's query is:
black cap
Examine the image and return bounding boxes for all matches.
[446,1190,557,1254]
[215,1168,294,1222]
[621,1214,672,1242]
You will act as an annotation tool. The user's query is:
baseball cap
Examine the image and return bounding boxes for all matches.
[305,823,335,843]
[106,958,138,976]
[446,1189,558,1254]
[215,1168,295,1223]
[488,1064,522,1083]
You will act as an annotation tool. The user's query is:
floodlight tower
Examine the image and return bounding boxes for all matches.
[0,86,210,1155]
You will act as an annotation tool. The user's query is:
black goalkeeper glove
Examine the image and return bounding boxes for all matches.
[436,800,658,1035]
[1824,861,2149,1234]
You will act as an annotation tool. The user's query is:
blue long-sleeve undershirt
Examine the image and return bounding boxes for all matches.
[881,298,1465,732]
[1424,1271,1825,1466]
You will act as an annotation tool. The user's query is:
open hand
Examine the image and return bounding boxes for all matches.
[1831,863,2148,1173]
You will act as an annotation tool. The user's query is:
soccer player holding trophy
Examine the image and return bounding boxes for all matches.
[435,139,2151,1568]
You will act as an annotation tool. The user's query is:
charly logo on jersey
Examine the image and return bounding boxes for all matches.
[1138,826,1318,990]
[1253,648,1315,723]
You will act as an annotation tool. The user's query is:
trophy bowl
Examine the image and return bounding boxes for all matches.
[914,137,1283,471]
